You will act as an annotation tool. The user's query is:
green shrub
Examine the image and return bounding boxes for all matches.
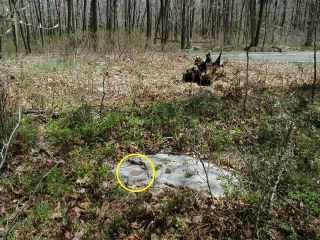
[42,167,71,198]
[47,104,126,146]
[10,117,38,154]
[32,201,53,220]
[47,120,80,145]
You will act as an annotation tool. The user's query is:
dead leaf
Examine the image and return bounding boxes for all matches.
[130,222,141,229]
[73,231,84,240]
[50,212,63,220]
[78,201,91,210]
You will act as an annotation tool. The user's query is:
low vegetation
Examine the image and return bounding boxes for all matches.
[0,52,319,239]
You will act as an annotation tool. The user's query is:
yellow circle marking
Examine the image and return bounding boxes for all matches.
[116,153,156,193]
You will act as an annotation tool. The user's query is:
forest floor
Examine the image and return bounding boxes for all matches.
[0,51,319,239]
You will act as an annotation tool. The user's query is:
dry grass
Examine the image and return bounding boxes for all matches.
[0,52,314,112]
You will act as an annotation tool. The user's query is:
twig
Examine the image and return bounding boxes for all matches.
[266,122,294,209]
[99,72,108,114]
[195,153,214,202]
[0,108,21,171]
[242,47,250,116]
[141,220,154,240]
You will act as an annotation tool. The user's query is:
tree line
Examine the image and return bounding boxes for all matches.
[0,0,319,55]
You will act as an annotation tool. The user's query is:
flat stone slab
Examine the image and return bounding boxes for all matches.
[112,153,233,196]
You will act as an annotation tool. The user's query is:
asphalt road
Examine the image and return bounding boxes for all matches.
[208,51,319,63]
[221,51,319,63]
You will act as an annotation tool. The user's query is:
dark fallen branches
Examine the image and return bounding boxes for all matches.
[182,51,224,86]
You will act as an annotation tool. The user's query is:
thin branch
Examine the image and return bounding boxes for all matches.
[0,108,21,171]
[18,21,59,30]
[99,72,108,114]
[242,47,250,116]
[194,151,214,202]
[0,28,12,37]
[253,16,315,44]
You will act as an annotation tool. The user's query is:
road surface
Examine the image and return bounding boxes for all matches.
[186,51,319,63]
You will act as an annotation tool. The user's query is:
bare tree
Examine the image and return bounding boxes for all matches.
[249,0,256,47]
[67,0,74,34]
[252,0,266,47]
[0,0,318,55]
[146,0,152,40]
[8,0,18,53]
[83,0,87,32]
[89,0,98,34]
[181,0,186,49]
[310,0,318,103]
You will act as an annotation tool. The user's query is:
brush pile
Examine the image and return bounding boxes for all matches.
[182,51,224,86]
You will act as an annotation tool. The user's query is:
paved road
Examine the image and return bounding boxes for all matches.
[186,51,319,63]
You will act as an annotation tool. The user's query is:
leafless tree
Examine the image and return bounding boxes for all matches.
[0,0,318,54]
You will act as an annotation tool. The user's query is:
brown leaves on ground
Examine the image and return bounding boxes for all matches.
[0,52,318,239]
[0,52,313,112]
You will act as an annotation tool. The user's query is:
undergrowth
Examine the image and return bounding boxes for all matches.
[0,76,319,238]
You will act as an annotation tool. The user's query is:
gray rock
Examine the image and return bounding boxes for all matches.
[111,153,234,196]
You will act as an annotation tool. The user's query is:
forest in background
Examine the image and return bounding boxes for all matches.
[0,0,320,56]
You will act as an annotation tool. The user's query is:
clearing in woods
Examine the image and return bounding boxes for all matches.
[0,52,319,239]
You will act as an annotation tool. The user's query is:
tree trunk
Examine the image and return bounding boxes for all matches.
[252,0,265,47]
[249,0,256,47]
[67,0,73,34]
[181,0,186,49]
[83,0,87,32]
[0,27,3,58]
[72,0,76,32]
[128,0,132,34]
[16,9,29,54]
[154,1,163,44]
[262,0,270,49]
[310,0,318,103]
[21,0,32,53]
[201,1,205,37]
[223,0,231,45]
[89,0,98,34]
[190,0,195,39]
[160,0,165,43]
[55,0,62,36]
[132,0,136,32]
[164,0,171,44]
[113,0,118,32]
[238,0,245,45]
[186,0,191,49]
[146,0,152,39]
[280,0,287,27]
[8,0,18,53]
[271,0,278,43]
[37,0,44,49]
[304,2,314,47]
[89,0,98,51]
[47,0,53,35]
